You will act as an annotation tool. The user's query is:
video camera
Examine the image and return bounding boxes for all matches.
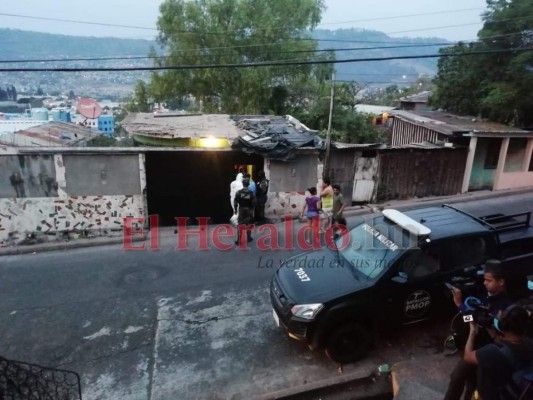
[461,296,495,329]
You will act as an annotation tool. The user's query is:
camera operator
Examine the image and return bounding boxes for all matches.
[444,260,512,400]
[463,305,533,400]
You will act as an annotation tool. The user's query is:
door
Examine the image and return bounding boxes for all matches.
[352,157,378,202]
[380,235,491,326]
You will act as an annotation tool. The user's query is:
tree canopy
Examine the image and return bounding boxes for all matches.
[431,0,533,127]
[150,0,325,114]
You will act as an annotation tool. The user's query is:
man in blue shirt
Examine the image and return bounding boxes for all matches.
[244,173,256,194]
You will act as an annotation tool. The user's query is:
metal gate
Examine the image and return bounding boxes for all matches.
[0,356,82,400]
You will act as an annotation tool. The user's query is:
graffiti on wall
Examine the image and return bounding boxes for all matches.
[0,195,144,244]
[1,155,58,198]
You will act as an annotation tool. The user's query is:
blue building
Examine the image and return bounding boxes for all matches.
[97,115,115,136]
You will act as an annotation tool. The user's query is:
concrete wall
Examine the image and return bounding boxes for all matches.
[264,154,319,221]
[495,138,533,190]
[0,153,145,245]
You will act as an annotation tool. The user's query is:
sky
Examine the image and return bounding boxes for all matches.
[0,0,488,42]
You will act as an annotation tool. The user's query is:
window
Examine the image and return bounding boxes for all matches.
[484,138,502,169]
[398,246,441,280]
[504,138,527,172]
[397,236,488,280]
[439,236,488,270]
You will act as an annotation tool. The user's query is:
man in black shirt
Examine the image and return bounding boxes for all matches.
[464,304,533,400]
[444,260,512,400]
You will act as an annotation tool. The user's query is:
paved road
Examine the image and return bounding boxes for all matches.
[1,193,532,399]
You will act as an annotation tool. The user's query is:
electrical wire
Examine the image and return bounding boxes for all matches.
[1,47,530,73]
[0,42,452,64]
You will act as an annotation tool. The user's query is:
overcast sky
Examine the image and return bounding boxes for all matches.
[0,0,488,41]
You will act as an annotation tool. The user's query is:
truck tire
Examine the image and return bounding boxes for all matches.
[325,322,373,364]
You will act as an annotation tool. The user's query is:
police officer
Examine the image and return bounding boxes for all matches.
[234,179,256,245]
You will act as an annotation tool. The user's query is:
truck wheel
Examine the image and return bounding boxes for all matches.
[325,323,373,364]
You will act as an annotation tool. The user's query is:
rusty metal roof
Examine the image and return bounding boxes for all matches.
[123,113,242,139]
[391,110,530,136]
[0,121,99,147]
[333,140,460,150]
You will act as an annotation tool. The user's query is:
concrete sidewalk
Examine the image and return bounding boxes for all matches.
[1,186,532,257]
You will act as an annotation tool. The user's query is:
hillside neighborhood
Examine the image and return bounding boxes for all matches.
[1,1,533,400]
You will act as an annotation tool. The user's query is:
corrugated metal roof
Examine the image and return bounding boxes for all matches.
[332,142,385,149]
[391,110,529,136]
[123,113,242,139]
[0,122,99,147]
[333,141,458,150]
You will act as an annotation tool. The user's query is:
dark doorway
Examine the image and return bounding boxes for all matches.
[145,151,263,226]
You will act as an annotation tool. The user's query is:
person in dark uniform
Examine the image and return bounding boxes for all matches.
[234,179,256,245]
[255,171,269,224]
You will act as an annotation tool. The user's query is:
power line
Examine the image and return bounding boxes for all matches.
[0,7,486,35]
[1,47,530,73]
[0,42,452,64]
[318,8,485,26]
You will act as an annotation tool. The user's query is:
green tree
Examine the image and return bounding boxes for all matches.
[431,0,533,126]
[151,0,325,114]
[125,80,151,112]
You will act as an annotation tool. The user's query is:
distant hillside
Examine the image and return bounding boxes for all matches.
[0,29,447,99]
[312,28,448,83]
[0,29,154,59]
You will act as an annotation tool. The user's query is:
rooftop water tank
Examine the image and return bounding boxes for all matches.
[31,108,49,121]
[51,109,69,122]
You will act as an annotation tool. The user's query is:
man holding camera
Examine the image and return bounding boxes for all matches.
[463,304,533,400]
[444,260,512,400]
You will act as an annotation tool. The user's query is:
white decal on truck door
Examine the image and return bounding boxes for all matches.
[404,290,431,318]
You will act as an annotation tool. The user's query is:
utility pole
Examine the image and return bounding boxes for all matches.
[324,72,335,178]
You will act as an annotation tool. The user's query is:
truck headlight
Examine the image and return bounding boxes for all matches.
[291,303,324,320]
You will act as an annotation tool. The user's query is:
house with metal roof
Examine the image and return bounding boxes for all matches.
[389,109,533,192]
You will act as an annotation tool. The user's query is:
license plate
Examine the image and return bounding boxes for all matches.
[272,309,280,327]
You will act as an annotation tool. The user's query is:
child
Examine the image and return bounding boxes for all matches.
[301,187,320,244]
[332,184,346,225]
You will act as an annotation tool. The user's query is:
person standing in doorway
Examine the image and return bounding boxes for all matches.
[244,172,256,195]
[229,173,243,214]
[234,179,256,245]
[255,171,269,224]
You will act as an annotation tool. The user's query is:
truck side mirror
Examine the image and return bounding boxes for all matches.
[391,272,408,284]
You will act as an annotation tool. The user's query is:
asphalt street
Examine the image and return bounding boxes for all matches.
[1,193,532,399]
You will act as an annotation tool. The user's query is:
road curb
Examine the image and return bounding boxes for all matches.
[250,366,385,400]
[1,187,532,256]
[0,236,145,256]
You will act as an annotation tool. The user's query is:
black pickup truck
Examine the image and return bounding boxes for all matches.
[270,205,533,363]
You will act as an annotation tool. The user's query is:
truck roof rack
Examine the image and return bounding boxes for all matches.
[443,204,531,233]
[480,212,531,232]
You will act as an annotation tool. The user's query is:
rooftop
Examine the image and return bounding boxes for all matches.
[122,113,242,139]
[0,121,99,147]
[403,206,489,240]
[391,109,530,136]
